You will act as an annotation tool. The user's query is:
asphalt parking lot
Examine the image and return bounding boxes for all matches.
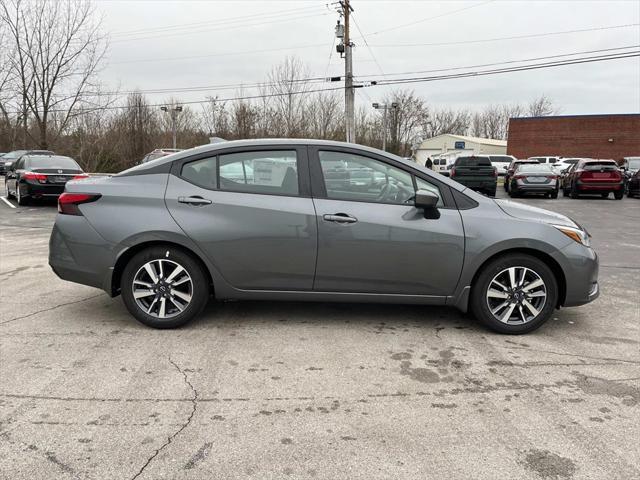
[1,188,638,480]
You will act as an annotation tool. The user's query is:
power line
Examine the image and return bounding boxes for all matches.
[356,45,640,80]
[5,48,638,115]
[353,0,495,38]
[373,51,640,87]
[109,43,327,65]
[351,13,386,76]
[109,5,324,38]
[368,23,640,48]
[110,11,331,43]
[103,45,639,98]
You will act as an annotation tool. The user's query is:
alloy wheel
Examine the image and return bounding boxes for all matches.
[132,259,193,319]
[485,266,547,324]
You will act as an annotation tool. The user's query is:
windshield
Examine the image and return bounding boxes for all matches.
[25,155,81,170]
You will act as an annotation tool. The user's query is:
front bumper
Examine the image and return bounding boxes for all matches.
[551,242,599,307]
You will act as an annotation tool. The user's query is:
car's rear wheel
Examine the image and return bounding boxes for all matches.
[16,185,29,205]
[613,190,624,200]
[470,254,558,334]
[121,246,209,329]
[550,190,558,199]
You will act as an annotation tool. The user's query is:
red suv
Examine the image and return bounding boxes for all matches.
[561,159,624,199]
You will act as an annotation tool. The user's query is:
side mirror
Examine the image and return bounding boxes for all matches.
[415,189,439,208]
[415,189,440,219]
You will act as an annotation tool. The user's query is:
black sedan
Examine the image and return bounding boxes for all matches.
[5,154,87,205]
[628,169,640,198]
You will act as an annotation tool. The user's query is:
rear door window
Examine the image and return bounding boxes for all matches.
[219,150,299,196]
[181,156,217,189]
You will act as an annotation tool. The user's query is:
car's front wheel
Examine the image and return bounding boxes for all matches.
[470,254,558,334]
[121,246,210,329]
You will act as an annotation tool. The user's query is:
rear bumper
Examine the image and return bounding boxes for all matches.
[24,182,65,196]
[455,179,497,191]
[576,181,623,191]
[514,183,557,191]
[49,216,117,294]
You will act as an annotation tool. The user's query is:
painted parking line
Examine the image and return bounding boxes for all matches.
[0,196,16,208]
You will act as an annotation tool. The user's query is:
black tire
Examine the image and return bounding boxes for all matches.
[504,178,509,192]
[16,185,29,205]
[5,181,13,199]
[487,189,496,198]
[470,254,558,334]
[550,190,558,199]
[562,185,568,197]
[601,192,609,199]
[613,190,623,200]
[121,246,210,329]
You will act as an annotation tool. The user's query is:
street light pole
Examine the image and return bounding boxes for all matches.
[372,102,398,152]
[160,105,183,149]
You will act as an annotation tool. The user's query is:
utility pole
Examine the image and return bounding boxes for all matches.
[372,102,398,151]
[337,0,355,143]
[160,105,183,149]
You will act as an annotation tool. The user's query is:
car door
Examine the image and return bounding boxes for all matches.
[165,146,318,291]
[309,147,465,297]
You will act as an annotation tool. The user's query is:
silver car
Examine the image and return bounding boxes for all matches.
[49,139,599,334]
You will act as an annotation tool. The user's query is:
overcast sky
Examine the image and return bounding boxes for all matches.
[95,0,640,114]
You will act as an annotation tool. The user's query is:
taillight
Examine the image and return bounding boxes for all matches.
[23,172,47,183]
[58,192,101,215]
[73,174,89,180]
[450,167,456,177]
[513,175,524,180]
[492,167,498,177]
[546,175,557,180]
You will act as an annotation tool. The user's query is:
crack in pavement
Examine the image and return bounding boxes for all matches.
[130,357,198,480]
[0,294,104,325]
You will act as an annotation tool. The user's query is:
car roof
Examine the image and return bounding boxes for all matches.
[126,139,407,172]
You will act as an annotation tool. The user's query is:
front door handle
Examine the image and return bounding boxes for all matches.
[323,213,357,224]
[178,196,212,206]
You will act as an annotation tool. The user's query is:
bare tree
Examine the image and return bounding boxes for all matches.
[1,0,108,149]
[528,94,557,117]
[386,89,429,156]
[426,108,471,137]
[267,56,311,137]
[201,96,230,139]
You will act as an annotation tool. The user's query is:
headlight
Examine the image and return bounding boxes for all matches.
[553,225,591,247]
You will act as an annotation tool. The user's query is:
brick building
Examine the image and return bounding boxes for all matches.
[507,114,640,162]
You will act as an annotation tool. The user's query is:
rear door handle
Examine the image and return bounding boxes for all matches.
[178,196,212,206]
[323,213,357,224]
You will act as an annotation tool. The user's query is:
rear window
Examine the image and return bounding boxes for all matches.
[455,156,491,167]
[517,163,554,172]
[583,161,618,171]
[24,155,80,170]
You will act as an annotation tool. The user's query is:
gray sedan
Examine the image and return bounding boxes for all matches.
[49,139,599,334]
